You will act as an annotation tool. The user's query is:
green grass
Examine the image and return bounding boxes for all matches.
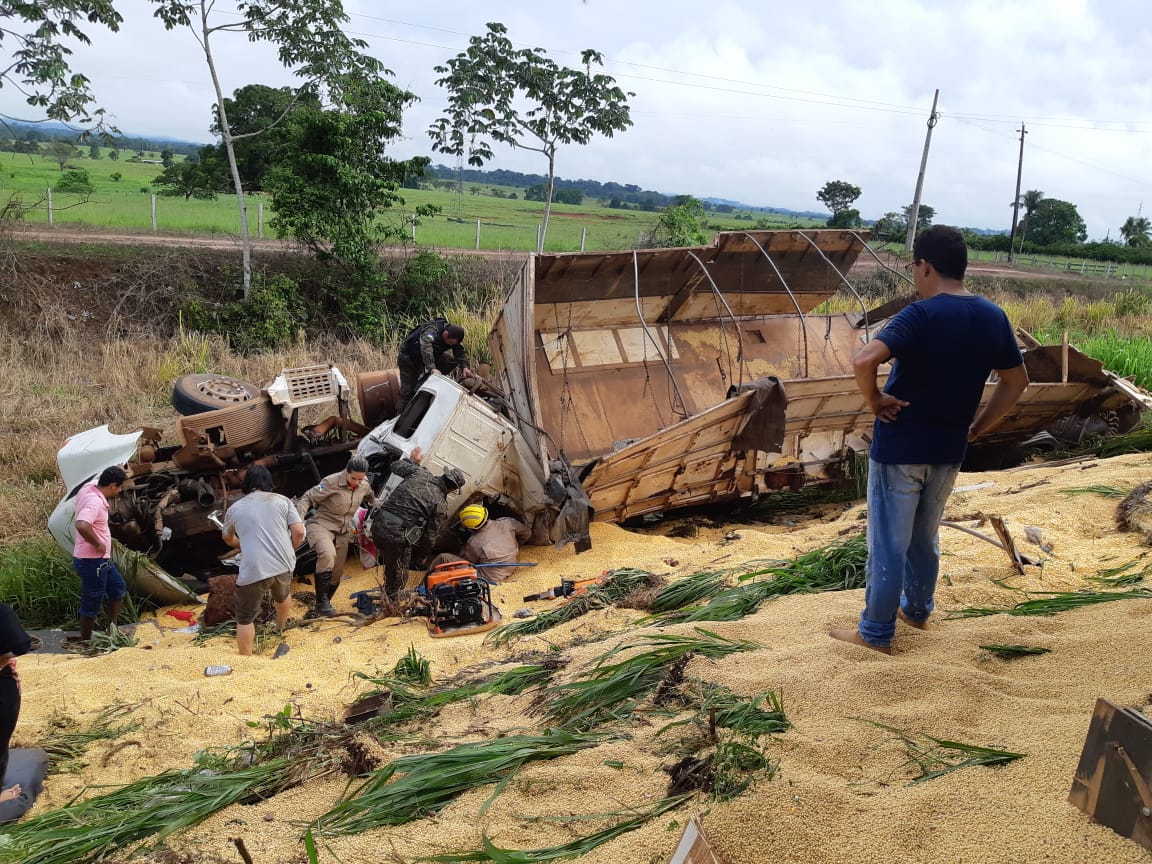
[38,703,142,774]
[978,644,1052,659]
[948,588,1152,618]
[1,152,824,251]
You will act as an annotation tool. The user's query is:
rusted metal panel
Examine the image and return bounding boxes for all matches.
[489,228,1152,526]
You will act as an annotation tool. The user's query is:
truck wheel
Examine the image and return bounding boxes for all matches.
[172,374,262,415]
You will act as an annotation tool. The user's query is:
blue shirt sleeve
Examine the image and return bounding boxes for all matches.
[874,303,922,358]
[991,309,1024,370]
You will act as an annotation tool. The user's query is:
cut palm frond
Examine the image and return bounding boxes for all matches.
[40,703,143,774]
[648,570,730,613]
[1061,485,1129,498]
[82,624,138,656]
[1087,558,1150,587]
[0,759,293,864]
[393,644,432,685]
[423,794,690,862]
[486,567,659,646]
[543,629,759,731]
[978,644,1052,659]
[650,534,867,624]
[863,720,1025,785]
[712,738,776,801]
[316,731,604,836]
[703,686,790,737]
[947,588,1152,619]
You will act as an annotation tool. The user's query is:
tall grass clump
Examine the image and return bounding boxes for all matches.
[648,533,867,624]
[315,732,604,836]
[0,537,82,628]
[543,629,759,730]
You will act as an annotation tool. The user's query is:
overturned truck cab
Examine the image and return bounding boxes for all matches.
[487,229,1152,524]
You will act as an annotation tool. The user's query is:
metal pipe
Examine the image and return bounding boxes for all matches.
[847,231,915,287]
[742,233,809,378]
[686,250,746,390]
[795,231,871,339]
[633,250,689,420]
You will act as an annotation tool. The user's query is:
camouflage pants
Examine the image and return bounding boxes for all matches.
[372,529,412,601]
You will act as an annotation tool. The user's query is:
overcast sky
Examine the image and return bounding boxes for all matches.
[5,0,1152,238]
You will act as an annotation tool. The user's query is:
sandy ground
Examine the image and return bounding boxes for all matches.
[10,452,1152,863]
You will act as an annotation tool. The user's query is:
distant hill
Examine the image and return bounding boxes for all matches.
[2,120,205,157]
[702,197,826,220]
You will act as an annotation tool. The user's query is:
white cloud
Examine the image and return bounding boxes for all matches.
[3,0,1150,238]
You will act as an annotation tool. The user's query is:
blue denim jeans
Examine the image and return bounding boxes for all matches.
[74,557,127,619]
[858,460,960,648]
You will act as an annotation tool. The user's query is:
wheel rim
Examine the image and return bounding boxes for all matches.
[196,377,255,404]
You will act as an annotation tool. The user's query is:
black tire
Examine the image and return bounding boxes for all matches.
[172,373,262,415]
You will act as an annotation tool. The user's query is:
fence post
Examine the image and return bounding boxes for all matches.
[476,219,481,250]
[258,201,264,240]
[411,217,416,243]
[536,224,542,252]
[151,194,157,233]
[580,226,587,252]
[46,187,53,226]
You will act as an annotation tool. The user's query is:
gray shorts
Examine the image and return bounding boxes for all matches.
[234,572,292,624]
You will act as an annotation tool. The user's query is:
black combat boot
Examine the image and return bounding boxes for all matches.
[311,572,335,617]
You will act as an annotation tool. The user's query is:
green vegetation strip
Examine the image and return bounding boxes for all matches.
[648,570,730,614]
[866,721,1025,785]
[543,629,759,731]
[39,703,142,774]
[424,794,691,862]
[947,588,1152,619]
[315,732,605,836]
[486,567,659,647]
[1061,485,1130,498]
[0,759,293,864]
[648,533,867,624]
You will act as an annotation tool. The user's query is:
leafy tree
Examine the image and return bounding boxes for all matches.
[108,148,118,161]
[109,171,121,181]
[643,196,708,247]
[87,143,100,159]
[827,208,861,229]
[816,180,861,222]
[53,167,92,193]
[430,22,632,252]
[873,211,905,242]
[553,188,583,205]
[152,148,227,200]
[149,0,387,299]
[47,139,78,170]
[207,83,320,192]
[1120,216,1151,248]
[264,75,432,329]
[1027,198,1087,246]
[160,147,174,167]
[902,203,934,229]
[0,1,122,124]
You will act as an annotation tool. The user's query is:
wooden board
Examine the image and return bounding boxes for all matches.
[666,815,725,864]
[1068,697,1152,852]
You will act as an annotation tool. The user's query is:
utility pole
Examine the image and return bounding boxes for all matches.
[1007,123,1027,263]
[904,88,940,251]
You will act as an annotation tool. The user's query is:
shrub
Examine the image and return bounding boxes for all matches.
[53,168,93,194]
[181,273,306,354]
[110,172,122,182]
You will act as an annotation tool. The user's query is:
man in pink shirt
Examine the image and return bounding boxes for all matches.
[71,466,128,645]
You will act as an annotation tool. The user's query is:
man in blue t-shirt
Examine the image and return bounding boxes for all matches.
[831,226,1029,654]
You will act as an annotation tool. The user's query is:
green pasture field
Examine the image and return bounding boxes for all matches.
[1,150,822,251]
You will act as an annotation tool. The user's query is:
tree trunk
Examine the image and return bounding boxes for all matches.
[539,149,556,254]
[200,1,252,299]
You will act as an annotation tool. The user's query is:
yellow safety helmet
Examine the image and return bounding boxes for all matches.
[459,504,489,531]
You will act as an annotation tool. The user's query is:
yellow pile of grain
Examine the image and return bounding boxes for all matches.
[13,453,1152,863]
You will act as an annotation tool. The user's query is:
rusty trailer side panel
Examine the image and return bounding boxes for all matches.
[489,228,1152,525]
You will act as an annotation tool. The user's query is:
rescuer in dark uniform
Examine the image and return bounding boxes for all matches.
[396,318,470,412]
[368,447,466,604]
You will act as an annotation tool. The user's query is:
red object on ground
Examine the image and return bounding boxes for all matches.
[165,610,195,622]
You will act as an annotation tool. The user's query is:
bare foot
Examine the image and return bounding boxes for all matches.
[829,628,893,655]
[0,784,22,803]
[897,609,929,630]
